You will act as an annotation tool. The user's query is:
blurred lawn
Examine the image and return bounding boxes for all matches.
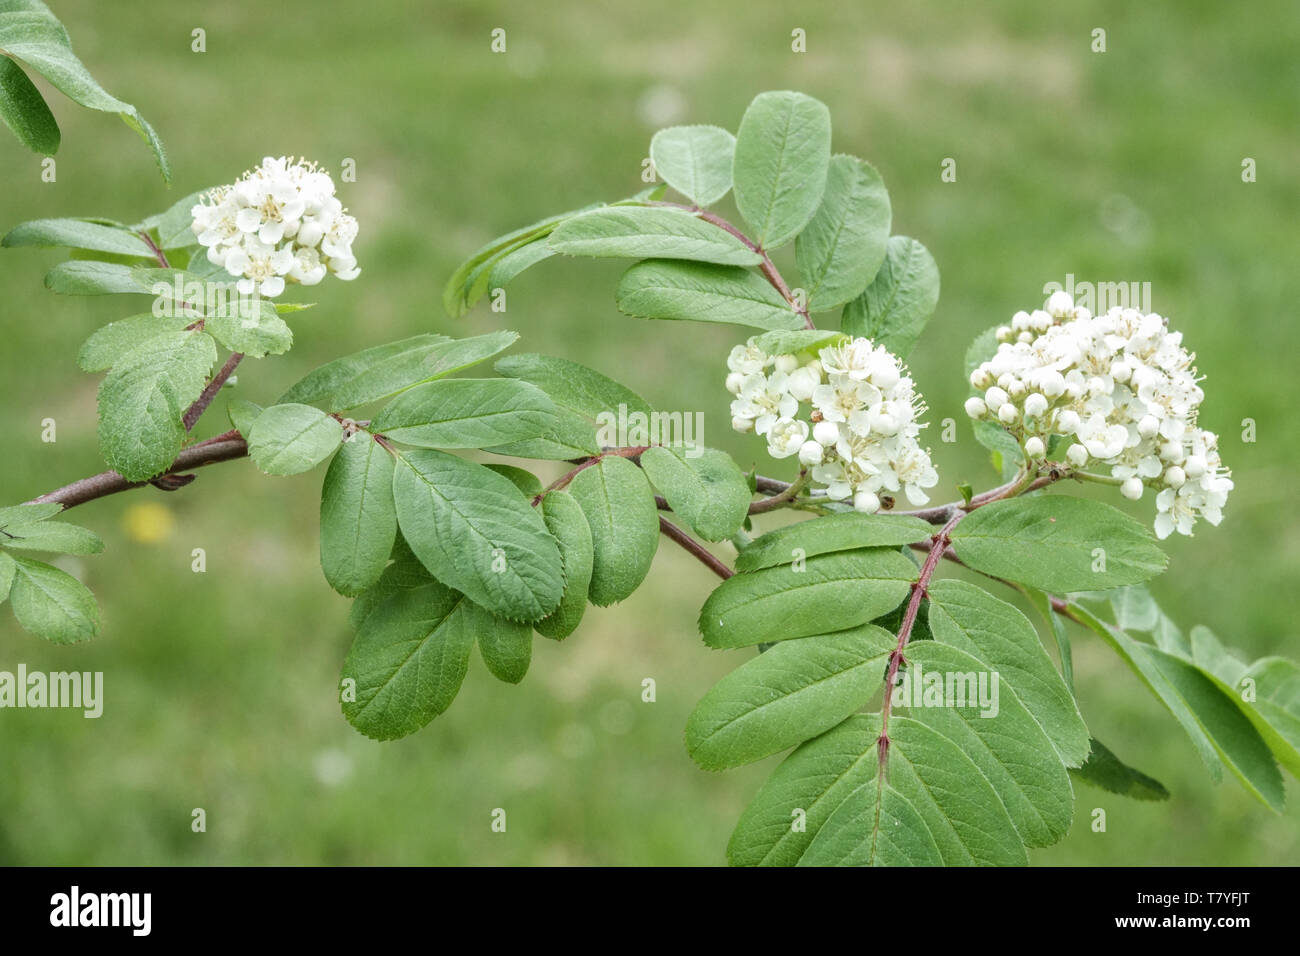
[1,0,1298,865]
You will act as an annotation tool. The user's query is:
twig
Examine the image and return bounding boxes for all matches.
[183,352,244,431]
[653,201,814,329]
[658,516,733,580]
[877,512,963,772]
[29,431,249,511]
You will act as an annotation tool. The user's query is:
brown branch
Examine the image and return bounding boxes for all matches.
[877,511,963,773]
[653,201,814,329]
[30,431,249,511]
[748,469,808,515]
[658,516,733,580]
[139,230,170,269]
[183,352,244,431]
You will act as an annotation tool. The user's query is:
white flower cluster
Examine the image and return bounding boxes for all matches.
[727,337,939,513]
[190,156,360,298]
[964,291,1232,538]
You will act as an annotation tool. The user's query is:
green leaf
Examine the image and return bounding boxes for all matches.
[341,581,478,739]
[731,91,832,251]
[949,496,1168,592]
[735,512,934,573]
[800,717,1024,868]
[373,379,556,449]
[443,207,593,317]
[204,302,293,359]
[392,449,563,621]
[6,555,99,643]
[640,445,749,542]
[319,435,397,597]
[1068,602,1283,808]
[616,259,802,330]
[1071,738,1170,801]
[749,328,845,357]
[533,491,593,640]
[1235,657,1300,778]
[1023,586,1074,691]
[0,5,169,178]
[686,624,894,770]
[494,352,653,422]
[549,206,761,266]
[0,53,58,153]
[77,313,194,372]
[347,539,433,632]
[1146,648,1284,810]
[484,237,555,291]
[0,518,102,555]
[0,502,62,526]
[227,398,262,436]
[841,236,940,358]
[44,260,145,295]
[649,125,736,207]
[927,579,1090,767]
[3,217,153,257]
[246,403,344,476]
[566,455,659,606]
[699,549,915,649]
[795,155,891,313]
[486,351,651,460]
[97,331,217,482]
[483,464,542,497]
[900,641,1076,847]
[0,551,14,603]
[150,189,209,249]
[475,606,533,684]
[280,331,518,410]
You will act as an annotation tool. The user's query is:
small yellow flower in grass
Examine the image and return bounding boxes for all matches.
[122,502,175,544]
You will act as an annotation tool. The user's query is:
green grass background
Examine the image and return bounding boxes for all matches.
[1,0,1297,865]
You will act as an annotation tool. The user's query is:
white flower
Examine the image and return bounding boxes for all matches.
[785,365,820,402]
[727,342,769,376]
[190,156,359,298]
[767,418,809,458]
[968,292,1230,536]
[726,334,938,509]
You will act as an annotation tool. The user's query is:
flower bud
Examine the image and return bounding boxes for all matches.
[1121,477,1143,501]
[774,353,799,375]
[1056,409,1081,433]
[797,440,824,466]
[1183,454,1206,479]
[812,421,839,446]
[725,371,745,395]
[970,368,992,390]
[853,490,881,514]
[785,366,818,401]
[964,396,987,419]
[985,386,1009,409]
[1025,436,1046,459]
[1165,466,1186,488]
[1046,290,1074,317]
[731,415,754,434]
[1137,414,1160,439]
[1024,393,1049,418]
[1066,443,1089,467]
[998,403,1019,425]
